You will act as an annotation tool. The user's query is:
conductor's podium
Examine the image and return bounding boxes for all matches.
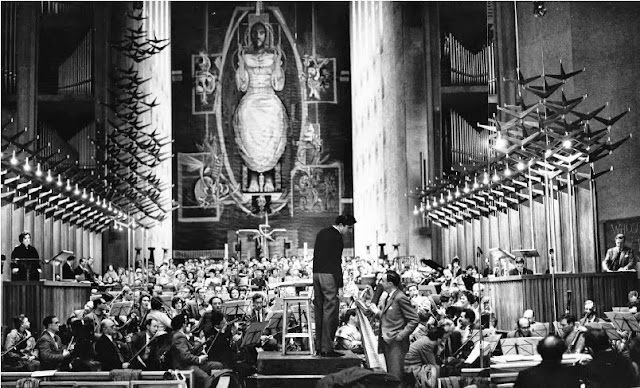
[247,351,362,388]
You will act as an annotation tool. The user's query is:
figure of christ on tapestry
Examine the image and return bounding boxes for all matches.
[233,20,288,194]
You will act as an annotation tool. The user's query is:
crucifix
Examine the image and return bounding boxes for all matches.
[237,212,286,259]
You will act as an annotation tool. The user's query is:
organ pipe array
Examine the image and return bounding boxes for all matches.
[443,32,496,93]
[58,28,93,95]
[1,2,17,95]
[40,1,92,15]
[449,110,489,166]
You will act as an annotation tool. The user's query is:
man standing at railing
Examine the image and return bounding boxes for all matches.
[369,270,419,381]
[312,214,356,357]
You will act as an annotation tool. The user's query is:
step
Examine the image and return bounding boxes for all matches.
[246,374,325,388]
[257,350,362,375]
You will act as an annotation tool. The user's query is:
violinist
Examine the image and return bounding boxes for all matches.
[170,314,222,388]
[2,314,39,371]
[130,318,161,370]
[131,293,151,331]
[36,316,75,370]
[85,297,109,339]
[95,319,130,371]
[147,296,172,332]
[204,310,237,368]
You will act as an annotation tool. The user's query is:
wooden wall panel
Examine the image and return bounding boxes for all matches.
[577,185,595,272]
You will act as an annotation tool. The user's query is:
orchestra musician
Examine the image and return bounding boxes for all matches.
[130,318,161,370]
[36,316,75,370]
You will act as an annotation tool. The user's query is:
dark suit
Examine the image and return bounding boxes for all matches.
[243,308,277,350]
[36,331,68,370]
[508,268,534,276]
[603,246,635,271]
[206,326,235,368]
[170,331,221,388]
[95,334,124,371]
[514,361,581,388]
[441,331,463,359]
[313,226,344,353]
[10,244,40,281]
[376,289,419,380]
[62,263,75,280]
[130,331,160,370]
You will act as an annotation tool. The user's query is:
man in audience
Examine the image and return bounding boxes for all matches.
[170,314,221,388]
[461,265,476,291]
[580,300,602,325]
[602,233,636,272]
[558,314,585,354]
[95,318,129,371]
[579,328,636,387]
[513,335,580,387]
[369,270,419,381]
[508,317,532,338]
[36,315,74,370]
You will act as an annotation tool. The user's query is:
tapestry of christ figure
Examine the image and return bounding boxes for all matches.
[233,21,288,193]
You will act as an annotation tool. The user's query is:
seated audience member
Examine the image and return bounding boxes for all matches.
[509,258,534,276]
[3,314,40,371]
[559,314,585,354]
[508,318,532,338]
[404,326,444,388]
[170,314,222,388]
[461,265,476,291]
[514,335,580,388]
[36,315,74,370]
[95,319,129,371]
[335,309,363,352]
[130,318,161,370]
[579,328,636,387]
[579,300,602,325]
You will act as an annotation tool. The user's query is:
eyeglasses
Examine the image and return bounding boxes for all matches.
[52,321,60,324]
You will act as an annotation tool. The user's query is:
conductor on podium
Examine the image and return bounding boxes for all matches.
[10,231,40,281]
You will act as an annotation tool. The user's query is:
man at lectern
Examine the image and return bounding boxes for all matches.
[508,258,534,276]
[602,233,636,272]
[10,231,40,281]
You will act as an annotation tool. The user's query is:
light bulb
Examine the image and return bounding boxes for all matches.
[10,150,18,165]
[108,202,112,211]
[46,170,53,182]
[56,175,63,187]
[545,149,553,158]
[24,157,31,171]
[439,194,445,204]
[74,184,80,195]
[413,205,419,215]
[102,198,107,208]
[495,133,508,149]
[89,192,95,202]
[517,161,526,171]
[35,163,42,177]
[473,178,479,189]
[483,173,489,185]
[563,139,572,148]
[504,165,512,176]
[426,203,431,210]
[492,170,500,182]
[455,188,461,197]
[81,189,87,199]
[447,192,453,201]
[432,198,438,208]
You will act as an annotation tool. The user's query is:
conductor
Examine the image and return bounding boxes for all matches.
[10,231,40,281]
[312,214,356,357]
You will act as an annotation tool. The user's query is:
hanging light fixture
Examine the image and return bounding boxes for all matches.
[516,160,526,171]
[10,150,18,165]
[89,192,95,202]
[463,182,470,194]
[23,157,31,171]
[46,170,53,182]
[563,139,572,148]
[473,177,479,189]
[439,193,445,204]
[108,202,112,211]
[102,198,107,208]
[35,163,42,177]
[73,184,80,195]
[483,172,490,185]
[81,188,88,199]
[504,164,512,176]
[495,132,508,150]
[56,175,63,187]
[492,169,500,182]
[455,187,461,197]
[432,197,438,208]
[413,205,419,215]
[447,191,453,201]
[65,179,72,191]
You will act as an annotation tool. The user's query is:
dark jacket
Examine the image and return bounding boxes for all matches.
[170,331,202,370]
[514,360,581,388]
[95,334,123,371]
[129,331,160,370]
[36,331,67,370]
[577,350,637,388]
[313,226,344,279]
[508,268,534,276]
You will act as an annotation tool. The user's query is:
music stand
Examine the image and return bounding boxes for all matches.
[499,337,543,356]
[612,307,630,313]
[530,322,550,337]
[465,334,501,364]
[585,322,624,341]
[605,312,640,332]
[512,249,540,274]
[44,250,74,281]
[241,321,269,347]
[265,311,283,332]
[224,300,251,319]
[418,284,438,296]
[110,301,133,317]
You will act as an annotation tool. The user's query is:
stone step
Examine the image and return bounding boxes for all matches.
[257,350,362,375]
[246,374,325,388]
